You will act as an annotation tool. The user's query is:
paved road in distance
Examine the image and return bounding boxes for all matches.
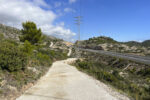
[79,48,150,65]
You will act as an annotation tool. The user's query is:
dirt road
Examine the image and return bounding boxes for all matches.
[16,58,129,100]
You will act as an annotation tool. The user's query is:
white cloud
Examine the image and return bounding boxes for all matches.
[41,24,75,40]
[57,22,65,27]
[69,0,77,4]
[0,0,76,41]
[32,0,50,8]
[64,8,75,13]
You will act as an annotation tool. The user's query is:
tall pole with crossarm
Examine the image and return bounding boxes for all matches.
[75,16,81,41]
[74,0,82,57]
[75,16,82,57]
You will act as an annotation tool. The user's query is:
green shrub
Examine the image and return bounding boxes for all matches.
[78,61,89,69]
[0,89,3,94]
[0,33,4,40]
[137,68,150,77]
[37,52,52,66]
[21,40,34,56]
[0,41,27,72]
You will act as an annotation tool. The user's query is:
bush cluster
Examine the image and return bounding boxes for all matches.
[37,52,52,66]
[0,41,27,72]
[74,59,150,100]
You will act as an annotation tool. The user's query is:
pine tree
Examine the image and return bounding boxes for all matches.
[20,21,43,45]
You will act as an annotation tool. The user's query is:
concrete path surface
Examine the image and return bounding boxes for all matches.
[67,48,72,56]
[49,42,54,48]
[16,58,129,100]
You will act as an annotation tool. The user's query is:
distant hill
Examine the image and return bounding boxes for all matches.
[85,36,117,44]
[79,36,150,47]
[123,41,141,47]
[124,40,150,47]
[77,36,150,56]
[142,40,150,47]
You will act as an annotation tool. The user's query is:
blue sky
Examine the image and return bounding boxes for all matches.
[79,0,150,42]
[49,0,150,42]
[0,0,150,42]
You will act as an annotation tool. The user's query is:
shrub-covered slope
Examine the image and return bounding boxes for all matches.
[0,23,68,99]
[73,51,150,100]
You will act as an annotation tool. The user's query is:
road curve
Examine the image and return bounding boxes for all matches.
[80,49,150,65]
[67,48,72,56]
[16,58,129,100]
[49,42,54,48]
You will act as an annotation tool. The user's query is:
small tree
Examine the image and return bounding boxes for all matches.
[20,21,43,45]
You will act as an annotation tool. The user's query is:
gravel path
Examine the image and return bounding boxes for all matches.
[16,58,129,100]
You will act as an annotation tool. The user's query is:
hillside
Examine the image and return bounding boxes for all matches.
[0,23,70,100]
[123,41,141,47]
[124,40,150,47]
[0,23,70,52]
[72,50,150,100]
[0,24,21,41]
[78,36,150,56]
[142,40,150,47]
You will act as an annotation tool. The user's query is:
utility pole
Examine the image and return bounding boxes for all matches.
[75,16,82,41]
[75,16,82,57]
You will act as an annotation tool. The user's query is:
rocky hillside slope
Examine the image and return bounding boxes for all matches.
[0,23,71,100]
[78,36,150,56]
[0,24,21,41]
